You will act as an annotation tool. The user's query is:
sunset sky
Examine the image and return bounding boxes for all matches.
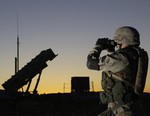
[0,0,150,94]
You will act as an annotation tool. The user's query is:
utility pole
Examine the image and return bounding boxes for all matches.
[91,81,94,92]
[63,83,65,93]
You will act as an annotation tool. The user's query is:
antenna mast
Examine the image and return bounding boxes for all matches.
[15,11,20,74]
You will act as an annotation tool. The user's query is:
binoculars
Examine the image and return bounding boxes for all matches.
[96,38,117,52]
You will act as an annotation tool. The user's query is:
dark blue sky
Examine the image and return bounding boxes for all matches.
[0,0,150,93]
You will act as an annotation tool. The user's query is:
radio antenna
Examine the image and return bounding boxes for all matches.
[15,10,20,74]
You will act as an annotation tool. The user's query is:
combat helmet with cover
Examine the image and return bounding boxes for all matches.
[113,26,140,46]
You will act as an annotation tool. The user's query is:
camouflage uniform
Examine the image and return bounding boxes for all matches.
[98,46,139,116]
[87,26,148,116]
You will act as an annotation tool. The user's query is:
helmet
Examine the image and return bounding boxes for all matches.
[113,26,140,46]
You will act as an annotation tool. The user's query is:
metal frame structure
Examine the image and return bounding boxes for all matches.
[2,48,57,95]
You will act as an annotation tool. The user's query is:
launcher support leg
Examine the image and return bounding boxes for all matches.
[33,71,42,95]
[25,79,32,94]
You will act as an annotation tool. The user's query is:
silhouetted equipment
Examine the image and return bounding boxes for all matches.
[2,48,57,94]
[71,77,90,93]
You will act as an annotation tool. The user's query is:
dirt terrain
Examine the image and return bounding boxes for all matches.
[0,92,149,116]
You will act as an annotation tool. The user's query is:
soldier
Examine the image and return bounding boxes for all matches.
[87,26,148,116]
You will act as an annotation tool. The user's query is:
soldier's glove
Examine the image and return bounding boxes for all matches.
[87,46,101,70]
[86,38,110,70]
[86,42,105,70]
[87,54,99,70]
[89,46,102,59]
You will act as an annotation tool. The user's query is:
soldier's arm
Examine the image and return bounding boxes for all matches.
[99,52,129,73]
